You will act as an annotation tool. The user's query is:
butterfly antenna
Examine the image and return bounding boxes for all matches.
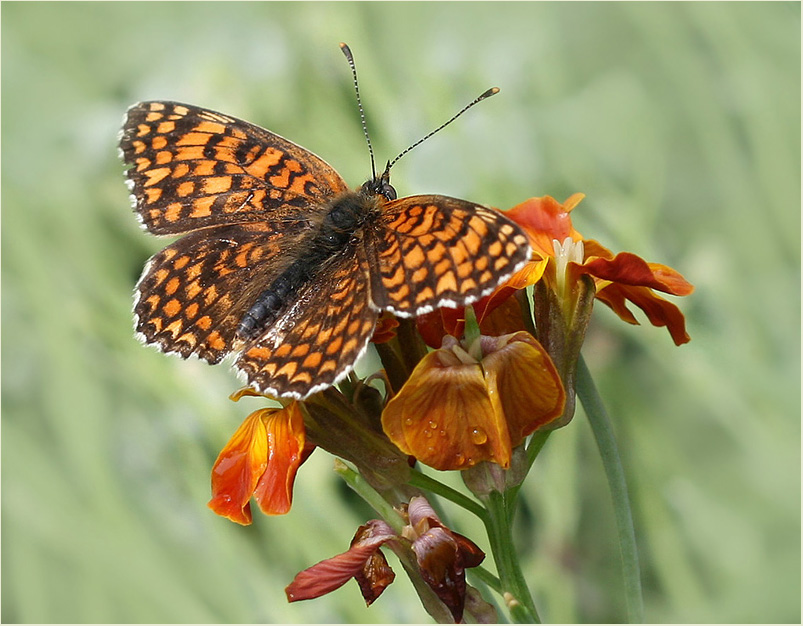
[386,86,500,171]
[340,42,377,182]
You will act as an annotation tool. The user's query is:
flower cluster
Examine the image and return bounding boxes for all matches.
[207,193,693,621]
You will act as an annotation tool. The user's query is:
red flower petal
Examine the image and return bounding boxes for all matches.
[413,526,468,622]
[285,520,396,603]
[416,308,458,349]
[371,312,399,344]
[407,496,485,569]
[596,282,692,345]
[354,548,396,606]
[581,249,694,296]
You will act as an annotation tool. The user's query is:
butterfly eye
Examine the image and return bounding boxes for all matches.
[359,178,396,201]
[381,182,397,201]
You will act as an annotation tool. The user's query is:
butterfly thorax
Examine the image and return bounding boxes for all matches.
[236,188,384,340]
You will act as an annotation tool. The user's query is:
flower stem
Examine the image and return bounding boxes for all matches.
[333,458,405,533]
[576,355,645,623]
[483,490,541,623]
[469,565,502,593]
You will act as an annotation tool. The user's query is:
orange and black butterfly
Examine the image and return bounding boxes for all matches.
[120,48,532,399]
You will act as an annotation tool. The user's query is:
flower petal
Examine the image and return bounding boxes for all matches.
[354,548,396,606]
[451,531,487,569]
[482,332,565,442]
[252,401,307,516]
[371,312,399,344]
[285,520,396,603]
[382,350,512,470]
[413,526,469,623]
[596,282,692,345]
[507,195,585,258]
[581,247,694,296]
[208,409,271,525]
[407,496,486,570]
[416,308,459,349]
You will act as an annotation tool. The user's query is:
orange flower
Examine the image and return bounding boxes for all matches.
[208,400,309,524]
[507,194,694,345]
[381,332,565,471]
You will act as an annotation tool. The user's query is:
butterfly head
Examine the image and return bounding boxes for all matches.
[342,43,497,205]
[360,162,397,201]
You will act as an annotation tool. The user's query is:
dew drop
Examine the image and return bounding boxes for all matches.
[424,429,432,438]
[455,453,465,465]
[470,427,487,444]
[428,420,438,430]
[404,417,413,426]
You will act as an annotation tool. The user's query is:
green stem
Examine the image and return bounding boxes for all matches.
[408,469,489,523]
[526,429,551,469]
[483,490,541,623]
[506,430,552,515]
[333,459,405,533]
[576,355,645,623]
[469,566,502,593]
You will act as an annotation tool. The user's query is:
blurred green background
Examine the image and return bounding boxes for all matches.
[2,2,799,623]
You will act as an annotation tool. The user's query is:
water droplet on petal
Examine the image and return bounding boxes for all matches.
[428,420,438,430]
[404,417,413,426]
[471,427,488,444]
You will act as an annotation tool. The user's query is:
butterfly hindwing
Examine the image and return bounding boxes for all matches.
[134,222,312,364]
[235,244,378,398]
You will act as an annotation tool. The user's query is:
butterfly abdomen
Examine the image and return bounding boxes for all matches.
[237,190,379,340]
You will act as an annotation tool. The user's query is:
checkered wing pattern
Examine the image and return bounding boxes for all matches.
[134,222,310,365]
[122,102,534,400]
[235,246,378,398]
[366,195,532,315]
[120,101,348,235]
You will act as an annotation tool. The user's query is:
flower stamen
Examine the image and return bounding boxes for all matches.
[552,236,585,302]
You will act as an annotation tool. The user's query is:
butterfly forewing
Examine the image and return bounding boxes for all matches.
[366,196,532,315]
[235,245,378,398]
[121,101,349,235]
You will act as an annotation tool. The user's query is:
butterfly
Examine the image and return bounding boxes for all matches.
[120,96,532,399]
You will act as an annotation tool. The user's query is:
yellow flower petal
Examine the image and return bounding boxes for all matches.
[482,332,566,441]
[382,350,512,470]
